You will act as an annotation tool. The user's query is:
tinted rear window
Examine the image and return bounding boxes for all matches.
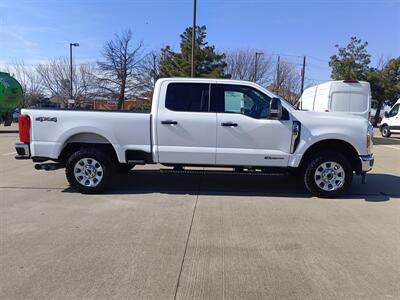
[165,83,210,112]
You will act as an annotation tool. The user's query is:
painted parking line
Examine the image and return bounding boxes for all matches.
[2,152,16,156]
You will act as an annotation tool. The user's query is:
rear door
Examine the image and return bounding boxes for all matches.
[156,81,217,164]
[330,82,370,119]
[214,84,292,167]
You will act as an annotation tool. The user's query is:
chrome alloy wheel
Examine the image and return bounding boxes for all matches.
[74,158,104,187]
[314,161,345,192]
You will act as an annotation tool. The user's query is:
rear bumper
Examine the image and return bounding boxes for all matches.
[359,154,374,172]
[15,143,31,160]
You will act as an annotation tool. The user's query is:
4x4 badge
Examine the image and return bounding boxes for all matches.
[35,117,57,122]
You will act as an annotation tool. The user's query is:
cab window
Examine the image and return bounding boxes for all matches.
[165,83,210,112]
[220,85,271,119]
[388,104,399,118]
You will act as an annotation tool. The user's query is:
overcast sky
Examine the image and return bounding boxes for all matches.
[0,0,399,84]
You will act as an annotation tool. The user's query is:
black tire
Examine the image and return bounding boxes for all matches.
[65,148,114,194]
[115,163,135,173]
[381,125,391,138]
[304,152,353,198]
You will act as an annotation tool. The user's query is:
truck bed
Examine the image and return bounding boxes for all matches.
[22,108,151,163]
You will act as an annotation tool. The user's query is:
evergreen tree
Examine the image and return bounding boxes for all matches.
[329,37,371,80]
[160,26,227,78]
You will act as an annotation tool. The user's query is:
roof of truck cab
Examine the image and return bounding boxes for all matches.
[157,77,260,85]
[156,77,281,97]
[156,77,290,108]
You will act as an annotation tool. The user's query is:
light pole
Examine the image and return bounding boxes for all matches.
[191,0,197,77]
[254,52,264,83]
[69,43,79,104]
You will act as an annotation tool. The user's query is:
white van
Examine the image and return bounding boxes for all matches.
[299,80,371,119]
[380,99,400,137]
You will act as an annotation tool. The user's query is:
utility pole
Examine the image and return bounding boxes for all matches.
[300,56,306,94]
[152,53,157,89]
[254,52,263,83]
[70,44,73,100]
[69,42,79,107]
[275,55,280,91]
[191,0,197,77]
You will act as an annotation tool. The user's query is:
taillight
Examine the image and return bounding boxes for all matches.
[18,114,30,143]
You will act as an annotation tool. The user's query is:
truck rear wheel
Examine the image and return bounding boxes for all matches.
[66,148,113,194]
[304,152,353,198]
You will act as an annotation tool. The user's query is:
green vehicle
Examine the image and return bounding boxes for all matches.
[0,71,24,126]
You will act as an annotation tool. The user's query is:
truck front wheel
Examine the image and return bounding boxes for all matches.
[304,152,353,198]
[381,125,391,137]
[66,148,113,194]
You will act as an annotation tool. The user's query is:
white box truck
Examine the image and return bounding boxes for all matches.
[299,80,371,120]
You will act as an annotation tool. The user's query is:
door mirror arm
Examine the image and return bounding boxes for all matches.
[269,97,283,120]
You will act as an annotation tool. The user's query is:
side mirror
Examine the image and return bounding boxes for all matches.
[384,111,389,118]
[269,97,282,119]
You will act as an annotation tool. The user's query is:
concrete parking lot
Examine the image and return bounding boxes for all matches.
[1,127,399,300]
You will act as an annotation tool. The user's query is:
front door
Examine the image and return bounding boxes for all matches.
[156,82,217,165]
[215,84,292,167]
[387,103,400,132]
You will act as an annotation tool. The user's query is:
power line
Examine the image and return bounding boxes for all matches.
[306,62,331,70]
[0,62,95,67]
[307,55,330,63]
[306,77,332,82]
[270,53,303,58]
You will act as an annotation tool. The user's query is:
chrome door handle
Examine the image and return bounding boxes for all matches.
[161,120,178,125]
[221,122,238,127]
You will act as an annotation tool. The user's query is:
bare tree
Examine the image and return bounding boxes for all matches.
[137,50,161,97]
[36,58,97,107]
[273,59,301,104]
[6,60,45,107]
[97,30,144,109]
[225,49,273,84]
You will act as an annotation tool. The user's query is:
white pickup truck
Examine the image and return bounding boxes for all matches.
[15,78,374,197]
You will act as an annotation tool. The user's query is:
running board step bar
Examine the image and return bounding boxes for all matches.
[160,168,286,176]
[34,163,63,171]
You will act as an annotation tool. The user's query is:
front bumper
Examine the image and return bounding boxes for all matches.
[359,154,374,172]
[15,143,31,160]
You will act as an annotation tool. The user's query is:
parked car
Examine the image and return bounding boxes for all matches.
[298,80,371,120]
[15,78,374,197]
[380,99,400,137]
[12,108,21,122]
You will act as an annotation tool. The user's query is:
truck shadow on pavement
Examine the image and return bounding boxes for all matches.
[374,136,400,145]
[64,170,400,202]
